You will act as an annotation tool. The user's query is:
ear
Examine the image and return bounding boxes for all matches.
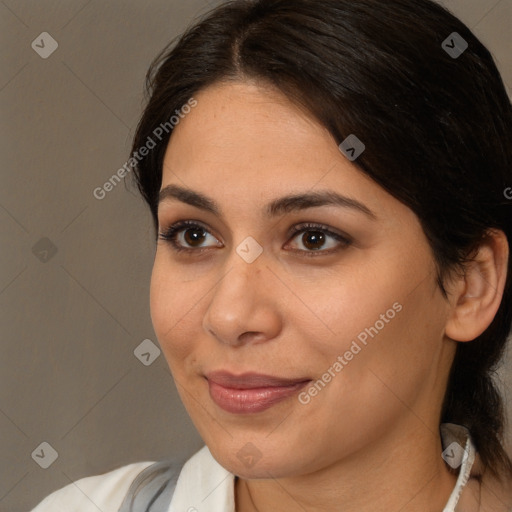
[444,229,509,342]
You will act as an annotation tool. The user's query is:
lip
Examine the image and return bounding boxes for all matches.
[205,371,311,414]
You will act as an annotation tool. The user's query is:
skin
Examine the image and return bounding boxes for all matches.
[149,80,510,511]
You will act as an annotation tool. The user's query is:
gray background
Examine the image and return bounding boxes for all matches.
[0,1,510,510]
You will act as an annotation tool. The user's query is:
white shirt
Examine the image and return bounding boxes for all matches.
[30,426,476,512]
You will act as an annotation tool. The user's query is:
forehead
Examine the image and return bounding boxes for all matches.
[164,80,328,166]
[159,81,405,224]
[164,82,352,182]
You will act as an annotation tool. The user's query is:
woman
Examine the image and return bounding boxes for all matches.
[32,0,512,510]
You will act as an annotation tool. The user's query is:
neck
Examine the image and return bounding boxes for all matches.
[235,422,458,512]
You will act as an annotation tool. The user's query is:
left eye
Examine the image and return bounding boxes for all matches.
[286,224,351,253]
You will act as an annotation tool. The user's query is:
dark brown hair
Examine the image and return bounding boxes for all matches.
[130,0,512,479]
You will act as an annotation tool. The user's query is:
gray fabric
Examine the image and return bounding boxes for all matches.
[118,459,183,512]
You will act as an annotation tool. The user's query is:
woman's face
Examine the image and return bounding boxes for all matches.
[150,80,456,478]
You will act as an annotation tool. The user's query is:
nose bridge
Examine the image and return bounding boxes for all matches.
[214,232,267,301]
[211,247,264,315]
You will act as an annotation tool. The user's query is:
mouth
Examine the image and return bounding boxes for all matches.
[205,370,311,414]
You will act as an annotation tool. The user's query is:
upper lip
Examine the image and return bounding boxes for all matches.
[205,370,310,389]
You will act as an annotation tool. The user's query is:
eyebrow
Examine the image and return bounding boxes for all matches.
[158,184,377,220]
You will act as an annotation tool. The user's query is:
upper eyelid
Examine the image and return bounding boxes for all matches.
[159,220,344,236]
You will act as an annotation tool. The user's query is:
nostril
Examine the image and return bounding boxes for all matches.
[238,331,265,344]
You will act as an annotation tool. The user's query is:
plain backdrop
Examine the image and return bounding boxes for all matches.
[0,1,511,510]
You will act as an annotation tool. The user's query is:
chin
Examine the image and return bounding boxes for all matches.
[206,437,309,480]
[218,451,290,480]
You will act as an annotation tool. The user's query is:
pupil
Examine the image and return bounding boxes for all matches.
[303,231,325,250]
[184,228,206,246]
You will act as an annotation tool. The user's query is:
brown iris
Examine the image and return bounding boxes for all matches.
[301,231,325,250]
[184,227,207,247]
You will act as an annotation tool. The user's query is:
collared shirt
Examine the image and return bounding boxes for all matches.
[30,423,483,511]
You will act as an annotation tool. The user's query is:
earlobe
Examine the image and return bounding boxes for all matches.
[444,229,509,343]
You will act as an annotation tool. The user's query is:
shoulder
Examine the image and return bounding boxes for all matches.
[30,461,155,512]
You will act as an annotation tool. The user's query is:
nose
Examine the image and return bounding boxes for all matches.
[202,251,282,347]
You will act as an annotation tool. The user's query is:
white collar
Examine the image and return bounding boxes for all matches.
[441,423,476,511]
[170,444,236,511]
[170,424,475,512]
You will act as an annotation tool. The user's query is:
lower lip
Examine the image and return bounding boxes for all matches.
[207,379,310,414]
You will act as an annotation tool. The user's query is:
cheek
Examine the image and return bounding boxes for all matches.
[301,253,439,386]
[149,256,201,363]
[299,264,401,355]
[311,274,444,417]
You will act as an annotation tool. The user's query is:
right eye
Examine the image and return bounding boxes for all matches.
[158,220,223,253]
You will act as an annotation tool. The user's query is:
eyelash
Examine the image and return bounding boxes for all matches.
[158,220,352,257]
